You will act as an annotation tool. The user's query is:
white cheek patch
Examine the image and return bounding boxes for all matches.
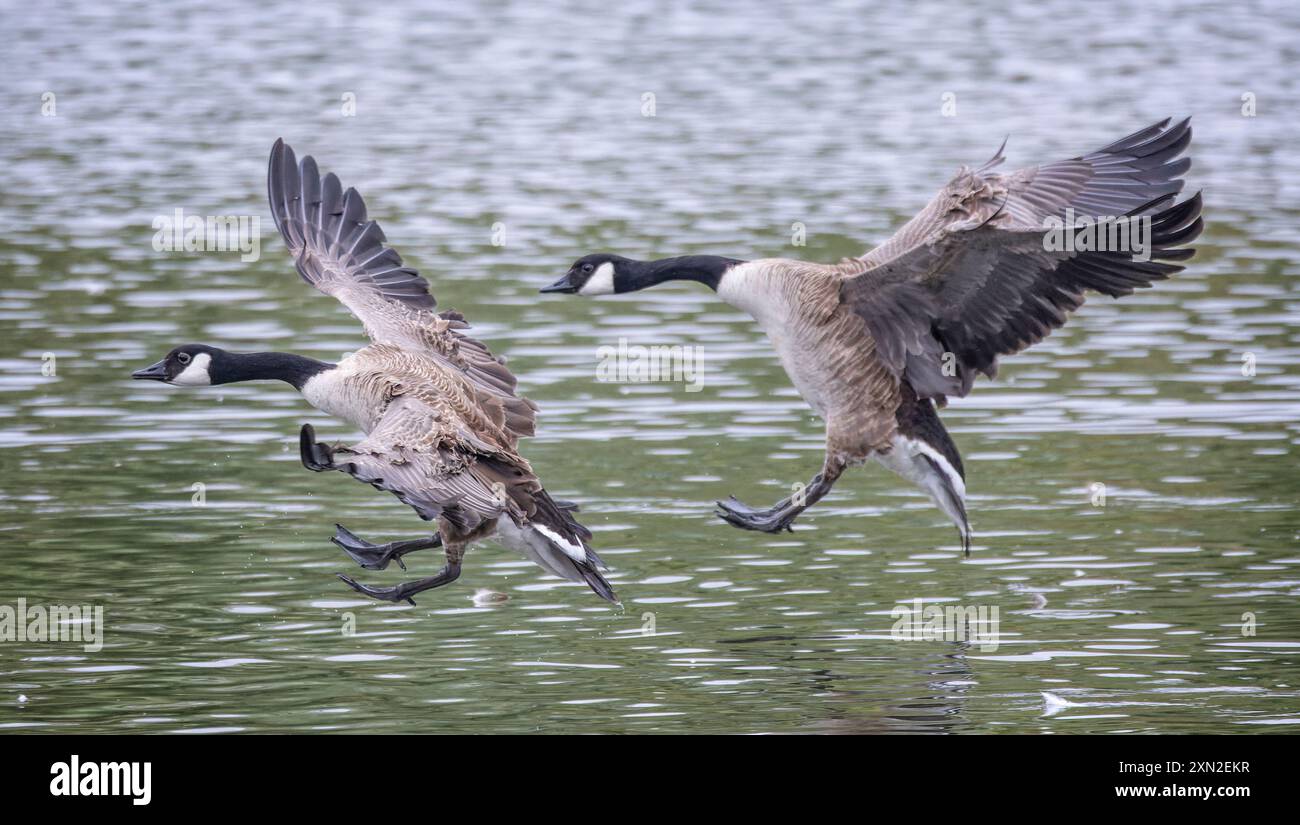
[171,353,212,386]
[578,262,616,296]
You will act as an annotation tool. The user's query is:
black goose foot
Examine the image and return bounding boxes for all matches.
[714,496,799,533]
[337,574,420,605]
[330,524,441,571]
[336,563,461,607]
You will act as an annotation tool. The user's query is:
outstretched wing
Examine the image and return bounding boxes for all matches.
[268,139,433,312]
[843,118,1202,401]
[267,139,530,408]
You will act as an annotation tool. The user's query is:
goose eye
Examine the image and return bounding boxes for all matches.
[176,352,191,364]
[582,263,594,273]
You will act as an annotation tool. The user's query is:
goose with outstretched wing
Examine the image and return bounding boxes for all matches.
[133,140,616,605]
[543,118,1202,553]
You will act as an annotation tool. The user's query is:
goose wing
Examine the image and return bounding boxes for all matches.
[267,140,530,412]
[841,118,1202,402]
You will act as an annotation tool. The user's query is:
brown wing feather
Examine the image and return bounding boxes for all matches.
[268,140,537,441]
[303,395,528,532]
[304,393,591,553]
[843,119,1202,401]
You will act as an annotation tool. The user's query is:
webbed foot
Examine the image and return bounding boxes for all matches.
[330,524,441,571]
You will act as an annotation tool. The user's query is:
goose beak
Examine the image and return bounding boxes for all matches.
[131,360,168,381]
[540,274,578,294]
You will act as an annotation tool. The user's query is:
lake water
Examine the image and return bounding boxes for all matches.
[1,0,1298,734]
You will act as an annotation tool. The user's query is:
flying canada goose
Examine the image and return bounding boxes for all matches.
[132,140,616,605]
[543,118,1203,553]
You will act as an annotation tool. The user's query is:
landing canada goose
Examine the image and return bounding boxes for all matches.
[132,140,616,605]
[543,118,1203,553]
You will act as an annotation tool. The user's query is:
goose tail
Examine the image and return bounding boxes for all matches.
[881,385,973,556]
[521,492,619,603]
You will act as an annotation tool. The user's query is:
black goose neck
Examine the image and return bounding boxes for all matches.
[214,352,334,390]
[625,255,744,292]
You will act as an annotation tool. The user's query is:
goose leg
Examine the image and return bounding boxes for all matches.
[335,544,465,606]
[331,524,442,571]
[716,458,844,533]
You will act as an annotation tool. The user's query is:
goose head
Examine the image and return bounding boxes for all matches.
[132,346,333,389]
[132,344,224,386]
[543,254,746,296]
[541,254,631,296]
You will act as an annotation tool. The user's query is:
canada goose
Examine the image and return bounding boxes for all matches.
[543,118,1203,553]
[132,140,616,605]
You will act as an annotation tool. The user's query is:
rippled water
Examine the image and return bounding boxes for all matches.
[1,0,1299,733]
